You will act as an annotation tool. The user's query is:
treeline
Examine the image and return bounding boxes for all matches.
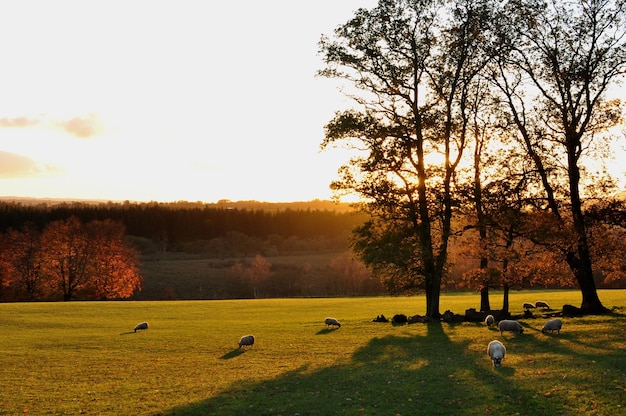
[0,200,378,301]
[0,200,366,253]
[0,199,621,303]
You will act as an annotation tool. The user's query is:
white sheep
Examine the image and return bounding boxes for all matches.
[542,318,563,334]
[485,314,495,327]
[134,322,148,332]
[487,340,506,367]
[238,335,255,348]
[498,319,524,335]
[523,302,535,310]
[325,317,341,328]
[535,301,550,309]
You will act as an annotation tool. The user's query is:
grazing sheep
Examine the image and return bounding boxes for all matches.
[523,302,536,310]
[134,322,148,332]
[325,317,341,328]
[535,301,550,309]
[487,340,506,367]
[498,319,524,335]
[542,318,563,334]
[485,314,495,327]
[238,335,255,348]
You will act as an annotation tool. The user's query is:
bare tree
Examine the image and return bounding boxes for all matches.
[328,252,376,295]
[247,255,272,298]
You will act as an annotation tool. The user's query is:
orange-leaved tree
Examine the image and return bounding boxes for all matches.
[82,219,142,299]
[2,223,46,300]
[40,216,141,301]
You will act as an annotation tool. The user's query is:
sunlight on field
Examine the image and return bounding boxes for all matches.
[0,290,623,415]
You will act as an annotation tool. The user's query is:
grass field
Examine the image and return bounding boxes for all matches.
[0,290,624,415]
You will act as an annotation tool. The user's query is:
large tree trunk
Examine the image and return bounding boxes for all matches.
[566,142,607,314]
[425,275,442,318]
[480,285,490,312]
[566,245,606,314]
[502,284,510,315]
[479,257,490,312]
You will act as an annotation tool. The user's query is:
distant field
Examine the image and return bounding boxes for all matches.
[137,252,346,300]
[0,290,624,415]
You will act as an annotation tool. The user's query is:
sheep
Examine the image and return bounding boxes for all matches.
[325,317,341,328]
[134,322,148,332]
[523,302,536,310]
[487,340,506,368]
[542,318,563,334]
[498,319,524,335]
[485,314,495,327]
[238,335,255,348]
[535,300,550,309]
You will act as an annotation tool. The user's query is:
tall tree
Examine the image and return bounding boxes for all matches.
[83,219,142,300]
[461,77,503,312]
[319,0,495,317]
[246,254,272,299]
[40,217,142,301]
[4,223,45,300]
[41,217,93,301]
[491,0,626,313]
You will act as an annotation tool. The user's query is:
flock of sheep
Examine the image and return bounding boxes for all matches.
[485,300,563,368]
[132,301,562,368]
[131,317,343,350]
[524,300,551,310]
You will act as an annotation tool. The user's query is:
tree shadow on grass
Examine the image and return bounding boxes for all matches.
[519,314,624,352]
[161,322,560,416]
[490,316,626,415]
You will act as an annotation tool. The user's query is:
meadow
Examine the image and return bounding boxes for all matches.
[0,290,624,415]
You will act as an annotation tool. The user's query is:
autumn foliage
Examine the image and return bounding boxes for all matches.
[0,217,141,301]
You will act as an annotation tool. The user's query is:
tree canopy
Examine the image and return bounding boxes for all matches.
[320,0,626,316]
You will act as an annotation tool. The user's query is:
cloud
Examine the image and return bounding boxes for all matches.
[59,113,104,138]
[0,116,41,128]
[0,113,104,138]
[0,151,64,178]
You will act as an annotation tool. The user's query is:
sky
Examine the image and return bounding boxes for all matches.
[0,1,623,204]
[0,0,377,203]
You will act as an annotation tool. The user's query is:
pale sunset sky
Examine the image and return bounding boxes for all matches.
[0,0,377,203]
[0,1,623,204]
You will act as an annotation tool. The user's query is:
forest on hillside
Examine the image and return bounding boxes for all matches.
[0,200,381,301]
[0,199,365,254]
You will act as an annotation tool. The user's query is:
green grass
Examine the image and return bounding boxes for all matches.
[0,290,624,415]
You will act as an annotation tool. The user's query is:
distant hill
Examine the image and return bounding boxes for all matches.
[0,196,112,205]
[0,196,356,212]
[207,199,356,213]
